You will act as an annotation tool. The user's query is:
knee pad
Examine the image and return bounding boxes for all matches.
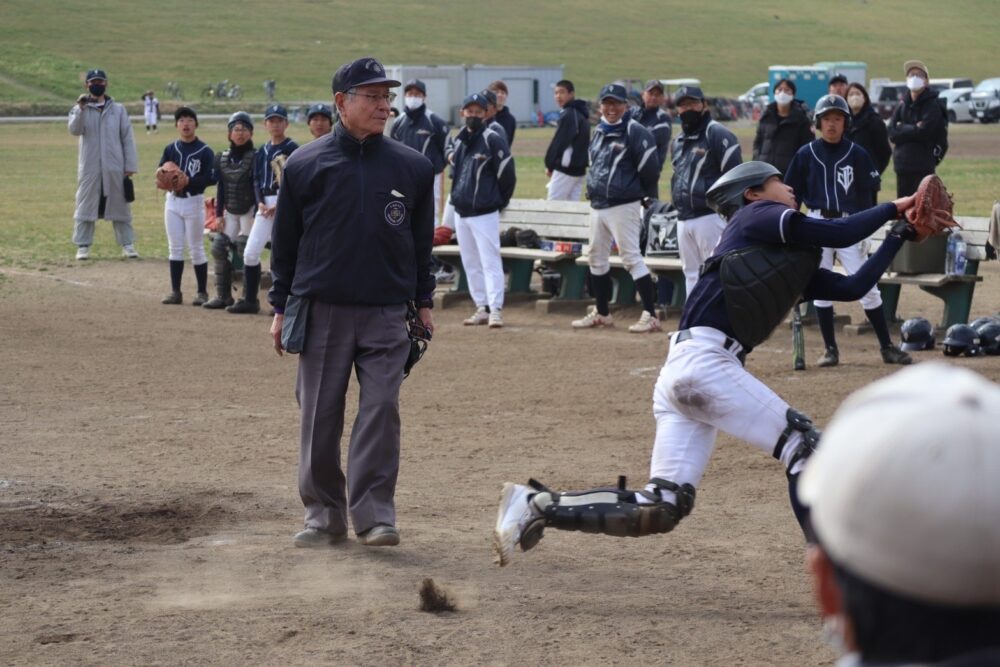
[210,233,232,260]
[773,408,821,472]
[235,234,248,255]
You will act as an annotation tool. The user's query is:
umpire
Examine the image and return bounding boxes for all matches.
[268,56,436,549]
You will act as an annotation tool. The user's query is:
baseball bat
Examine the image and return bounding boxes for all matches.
[792,301,806,371]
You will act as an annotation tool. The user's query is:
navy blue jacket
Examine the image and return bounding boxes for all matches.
[671,114,742,220]
[267,123,436,310]
[681,200,902,351]
[544,99,590,176]
[888,87,946,176]
[390,104,449,174]
[494,107,517,146]
[586,116,659,209]
[254,137,299,201]
[158,138,217,196]
[785,138,879,215]
[635,106,672,172]
[450,125,516,217]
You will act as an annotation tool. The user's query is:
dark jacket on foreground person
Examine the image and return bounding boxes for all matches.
[848,103,892,175]
[752,101,814,175]
[544,99,590,176]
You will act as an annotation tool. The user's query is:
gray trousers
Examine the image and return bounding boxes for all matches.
[296,301,410,536]
[73,218,136,247]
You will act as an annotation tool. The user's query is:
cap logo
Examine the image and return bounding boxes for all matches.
[384,200,406,226]
[365,59,384,75]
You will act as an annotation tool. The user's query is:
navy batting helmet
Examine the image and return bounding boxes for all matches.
[942,324,980,357]
[814,94,851,125]
[969,316,998,331]
[900,316,935,351]
[974,321,1000,355]
[706,161,782,220]
[227,111,254,131]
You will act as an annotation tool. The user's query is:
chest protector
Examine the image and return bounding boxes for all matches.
[219,150,256,215]
[705,244,821,349]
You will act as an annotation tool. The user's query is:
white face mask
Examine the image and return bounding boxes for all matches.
[906,75,925,92]
[774,91,793,106]
[847,94,865,112]
[403,95,423,110]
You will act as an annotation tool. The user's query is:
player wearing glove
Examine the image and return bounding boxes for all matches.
[156,106,217,305]
[906,174,959,241]
[493,161,918,567]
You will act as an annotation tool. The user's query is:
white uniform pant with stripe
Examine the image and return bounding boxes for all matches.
[586,201,649,280]
[808,210,882,310]
[223,211,255,240]
[164,193,206,264]
[433,172,444,221]
[677,212,726,297]
[244,195,277,267]
[546,171,584,201]
[455,211,504,311]
[650,328,802,493]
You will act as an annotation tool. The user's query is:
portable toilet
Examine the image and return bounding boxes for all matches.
[814,61,868,88]
[768,65,829,112]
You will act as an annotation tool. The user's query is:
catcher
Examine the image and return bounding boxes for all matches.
[156,106,217,305]
[494,161,956,567]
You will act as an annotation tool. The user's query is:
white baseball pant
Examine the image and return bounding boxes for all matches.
[243,195,278,266]
[808,210,882,310]
[454,210,504,311]
[223,211,254,240]
[164,193,207,264]
[546,170,584,201]
[677,212,727,297]
[586,201,650,280]
[434,172,444,221]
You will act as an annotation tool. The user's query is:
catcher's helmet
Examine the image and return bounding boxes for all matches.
[974,321,1000,355]
[227,111,254,131]
[706,161,782,220]
[899,316,935,351]
[814,94,851,128]
[942,323,980,357]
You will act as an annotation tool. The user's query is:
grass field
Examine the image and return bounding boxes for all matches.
[1,120,996,269]
[1,0,999,104]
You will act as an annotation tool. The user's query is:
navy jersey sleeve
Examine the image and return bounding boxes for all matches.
[855,144,880,194]
[544,109,577,170]
[786,203,898,248]
[804,234,903,301]
[158,144,173,168]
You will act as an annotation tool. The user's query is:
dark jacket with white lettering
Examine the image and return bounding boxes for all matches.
[450,125,516,217]
[671,113,742,220]
[390,104,449,174]
[586,115,660,209]
[267,123,436,310]
[544,99,590,176]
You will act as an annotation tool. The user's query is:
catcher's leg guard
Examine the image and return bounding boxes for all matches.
[773,408,821,475]
[204,234,234,308]
[541,476,695,538]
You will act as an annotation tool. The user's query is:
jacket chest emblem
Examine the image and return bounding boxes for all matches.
[385,200,406,226]
[837,165,853,192]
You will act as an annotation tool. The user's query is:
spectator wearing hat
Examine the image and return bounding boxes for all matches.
[544,80,590,201]
[571,83,661,333]
[269,56,436,548]
[156,107,217,305]
[800,363,1000,666]
[392,79,449,219]
[229,104,299,314]
[670,85,742,296]
[488,80,516,146]
[306,103,333,139]
[451,93,516,328]
[68,68,140,260]
[635,80,672,199]
[827,73,849,99]
[752,78,814,175]
[889,59,947,197]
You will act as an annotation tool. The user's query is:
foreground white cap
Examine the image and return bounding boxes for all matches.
[799,362,1000,607]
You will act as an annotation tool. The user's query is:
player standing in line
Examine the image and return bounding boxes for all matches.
[306,103,334,139]
[392,79,448,219]
[571,83,661,333]
[156,106,217,305]
[493,160,919,566]
[143,90,160,134]
[634,80,671,199]
[670,85,742,297]
[784,95,912,367]
[204,112,257,310]
[544,80,590,201]
[228,104,298,314]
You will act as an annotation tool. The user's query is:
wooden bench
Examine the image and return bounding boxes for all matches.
[433,199,592,300]
[574,253,687,310]
[868,216,991,329]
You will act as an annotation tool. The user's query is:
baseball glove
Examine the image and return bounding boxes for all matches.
[271,154,288,188]
[905,174,960,242]
[433,225,455,246]
[156,161,189,193]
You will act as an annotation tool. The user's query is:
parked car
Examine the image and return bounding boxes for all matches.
[929,77,974,92]
[875,82,906,120]
[970,77,1000,123]
[739,81,770,105]
[939,88,975,123]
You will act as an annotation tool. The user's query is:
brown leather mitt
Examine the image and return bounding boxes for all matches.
[905,174,960,242]
[156,161,189,193]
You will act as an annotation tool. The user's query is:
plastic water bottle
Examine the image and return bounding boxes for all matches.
[945,232,957,275]
[953,232,968,276]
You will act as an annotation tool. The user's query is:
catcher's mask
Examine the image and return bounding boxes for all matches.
[403,302,432,379]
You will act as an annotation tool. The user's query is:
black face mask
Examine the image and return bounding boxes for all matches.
[88,83,106,97]
[464,116,484,132]
[680,109,704,134]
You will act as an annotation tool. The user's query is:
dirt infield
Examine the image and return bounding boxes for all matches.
[2,260,999,665]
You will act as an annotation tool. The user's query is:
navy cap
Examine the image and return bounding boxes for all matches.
[404,79,426,95]
[331,57,401,93]
[599,83,628,102]
[307,103,333,120]
[644,79,664,93]
[264,104,288,120]
[173,106,198,122]
[462,93,489,110]
[675,85,705,103]
[85,69,107,82]
[479,89,497,107]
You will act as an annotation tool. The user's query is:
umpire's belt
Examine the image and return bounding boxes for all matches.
[674,327,746,365]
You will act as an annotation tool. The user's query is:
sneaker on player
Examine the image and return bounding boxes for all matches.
[191,292,209,307]
[488,309,504,328]
[161,291,183,305]
[628,310,662,333]
[493,482,544,567]
[571,306,614,329]
[122,244,140,259]
[75,246,90,261]
[880,345,912,365]
[464,306,489,326]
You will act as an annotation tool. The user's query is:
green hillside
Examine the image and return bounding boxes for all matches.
[2,0,999,106]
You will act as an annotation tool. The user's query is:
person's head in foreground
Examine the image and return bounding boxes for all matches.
[706,161,796,219]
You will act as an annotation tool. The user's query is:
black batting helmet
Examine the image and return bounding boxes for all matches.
[969,316,998,331]
[900,316,935,351]
[974,321,1000,355]
[227,111,254,131]
[942,323,981,357]
[706,161,782,220]
[814,94,851,128]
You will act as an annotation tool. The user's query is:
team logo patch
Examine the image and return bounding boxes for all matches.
[837,165,854,192]
[384,200,406,226]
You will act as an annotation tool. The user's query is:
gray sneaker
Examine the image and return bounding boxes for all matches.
[357,524,400,547]
[293,527,347,548]
[161,291,183,305]
[122,244,140,259]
